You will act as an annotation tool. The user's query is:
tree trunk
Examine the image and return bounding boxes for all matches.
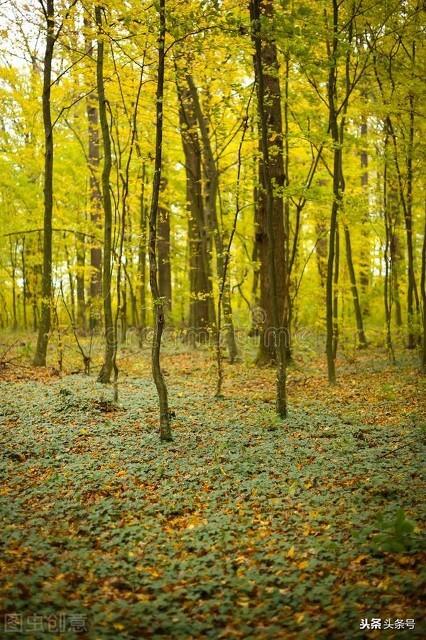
[95,5,115,383]
[21,237,28,330]
[33,0,55,366]
[405,91,418,348]
[250,1,286,367]
[157,176,172,313]
[344,225,367,347]
[138,162,148,342]
[383,143,395,363]
[85,20,102,331]
[9,239,18,330]
[76,232,86,332]
[359,117,370,310]
[421,210,426,373]
[149,0,171,442]
[186,74,238,361]
[250,0,287,417]
[177,77,214,337]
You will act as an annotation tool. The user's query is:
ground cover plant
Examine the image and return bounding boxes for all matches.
[0,343,424,639]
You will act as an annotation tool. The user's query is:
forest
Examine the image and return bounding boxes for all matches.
[0,0,425,638]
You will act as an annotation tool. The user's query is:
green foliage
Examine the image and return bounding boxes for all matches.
[0,367,424,637]
[373,509,417,553]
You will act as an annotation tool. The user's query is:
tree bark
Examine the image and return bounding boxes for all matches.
[186,74,238,361]
[177,77,214,337]
[251,1,286,367]
[250,0,287,417]
[344,225,367,347]
[33,0,55,366]
[149,0,172,441]
[85,19,102,331]
[157,176,172,313]
[95,5,115,383]
[76,232,86,332]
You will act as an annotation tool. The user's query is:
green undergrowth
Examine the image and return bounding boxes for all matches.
[0,373,424,639]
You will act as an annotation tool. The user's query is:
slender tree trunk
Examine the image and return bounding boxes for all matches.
[405,91,418,348]
[138,162,148,342]
[316,220,328,290]
[157,176,172,313]
[332,224,339,360]
[64,242,76,323]
[21,237,28,330]
[33,0,55,366]
[359,117,370,310]
[9,239,18,330]
[250,0,287,417]
[149,0,171,441]
[325,0,344,384]
[96,5,115,383]
[344,225,367,347]
[76,232,86,332]
[421,208,426,372]
[383,146,395,363]
[85,20,102,331]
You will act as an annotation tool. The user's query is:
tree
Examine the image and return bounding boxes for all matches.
[250,0,287,417]
[33,0,56,366]
[149,0,172,442]
[95,4,115,384]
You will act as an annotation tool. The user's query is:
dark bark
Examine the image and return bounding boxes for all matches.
[95,5,115,383]
[138,162,148,341]
[421,211,426,372]
[176,77,214,337]
[157,176,172,313]
[250,0,286,367]
[383,142,395,363]
[186,75,238,361]
[250,0,287,417]
[359,117,370,307]
[149,0,172,441]
[33,0,55,366]
[344,225,367,347]
[85,19,102,331]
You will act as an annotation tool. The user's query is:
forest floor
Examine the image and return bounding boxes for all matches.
[0,338,425,639]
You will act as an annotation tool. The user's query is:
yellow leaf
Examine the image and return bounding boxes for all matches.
[287,546,296,559]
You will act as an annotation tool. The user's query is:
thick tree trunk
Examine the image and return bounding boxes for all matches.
[149,0,171,441]
[186,74,238,361]
[33,0,55,366]
[95,5,115,383]
[250,0,287,417]
[251,1,286,367]
[177,79,214,337]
